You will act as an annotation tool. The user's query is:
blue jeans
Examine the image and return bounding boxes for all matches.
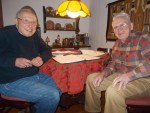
[0,72,62,113]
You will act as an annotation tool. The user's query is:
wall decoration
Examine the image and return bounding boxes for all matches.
[106,0,150,41]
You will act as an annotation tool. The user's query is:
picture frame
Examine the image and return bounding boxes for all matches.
[106,0,148,41]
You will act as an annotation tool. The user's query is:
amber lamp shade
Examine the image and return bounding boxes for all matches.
[56,0,90,18]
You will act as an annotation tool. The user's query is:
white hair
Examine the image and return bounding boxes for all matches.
[113,12,131,23]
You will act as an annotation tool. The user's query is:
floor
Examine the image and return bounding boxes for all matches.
[57,104,88,113]
[1,91,105,113]
[8,104,88,113]
[1,92,105,113]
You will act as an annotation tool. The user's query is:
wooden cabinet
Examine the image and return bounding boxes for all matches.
[43,6,80,34]
[0,0,3,28]
[106,0,150,41]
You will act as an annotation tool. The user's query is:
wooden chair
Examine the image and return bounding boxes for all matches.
[125,96,150,113]
[0,94,32,113]
[101,91,150,113]
[97,47,112,53]
[98,48,150,113]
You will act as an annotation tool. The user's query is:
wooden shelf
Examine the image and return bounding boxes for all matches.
[46,29,76,31]
[43,6,80,34]
[45,13,75,19]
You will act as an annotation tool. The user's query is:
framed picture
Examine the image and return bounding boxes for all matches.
[106,0,147,41]
[106,0,124,41]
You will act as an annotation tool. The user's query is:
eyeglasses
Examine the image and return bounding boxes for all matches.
[113,23,128,31]
[17,17,37,26]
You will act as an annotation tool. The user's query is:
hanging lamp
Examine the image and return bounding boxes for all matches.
[56,0,90,18]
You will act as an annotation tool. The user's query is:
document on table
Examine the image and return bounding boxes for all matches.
[53,54,100,63]
[52,50,81,56]
[53,55,84,63]
[52,50,105,63]
[80,50,105,57]
[76,54,100,61]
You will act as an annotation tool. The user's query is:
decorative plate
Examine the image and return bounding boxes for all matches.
[46,6,54,16]
[46,20,54,30]
[64,23,74,30]
[55,23,62,30]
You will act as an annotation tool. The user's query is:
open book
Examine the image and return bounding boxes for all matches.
[52,50,105,64]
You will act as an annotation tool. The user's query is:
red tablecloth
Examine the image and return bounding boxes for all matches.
[39,54,109,94]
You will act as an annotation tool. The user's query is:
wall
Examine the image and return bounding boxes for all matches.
[2,0,117,50]
[89,0,117,50]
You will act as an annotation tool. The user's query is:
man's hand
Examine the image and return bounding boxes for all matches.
[113,73,131,90]
[31,56,43,67]
[15,58,32,68]
[93,73,104,87]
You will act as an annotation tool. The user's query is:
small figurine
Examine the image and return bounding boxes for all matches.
[55,35,61,46]
[45,36,50,45]
[57,35,60,43]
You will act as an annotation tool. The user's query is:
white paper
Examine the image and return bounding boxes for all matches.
[52,50,81,56]
[80,50,105,57]
[53,55,84,63]
[76,54,100,61]
[53,50,105,64]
